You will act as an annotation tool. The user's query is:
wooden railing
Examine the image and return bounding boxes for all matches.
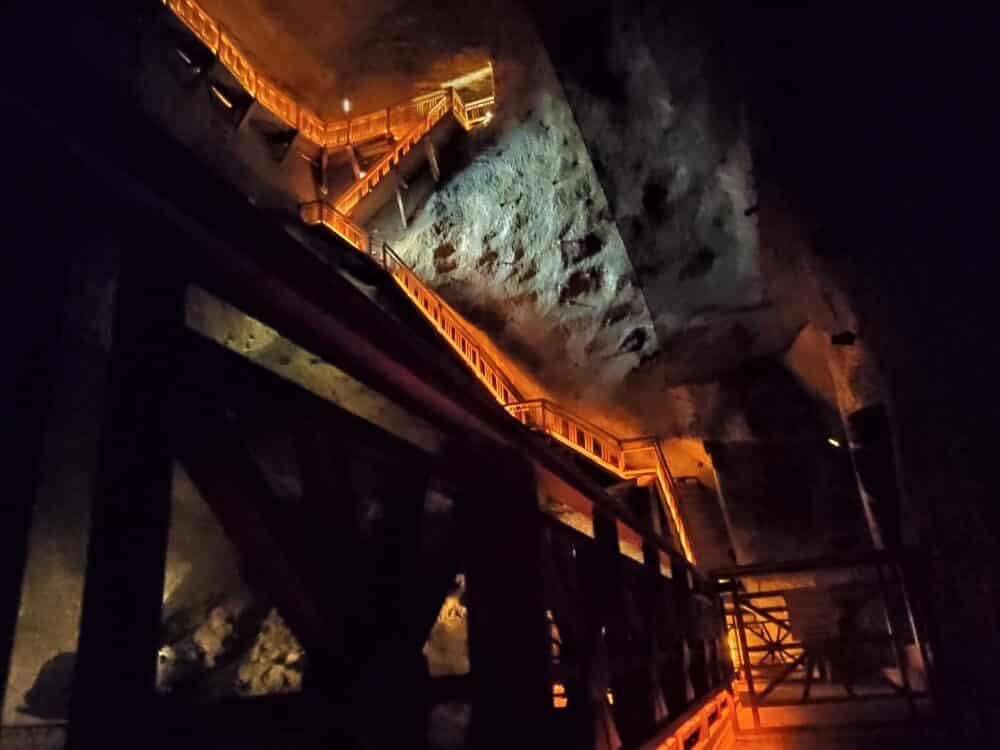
[383,246,521,407]
[508,400,696,563]
[333,93,452,215]
[163,0,494,149]
[636,686,737,750]
[717,552,936,730]
[164,0,692,564]
[298,202,371,255]
[300,199,697,564]
[452,94,494,130]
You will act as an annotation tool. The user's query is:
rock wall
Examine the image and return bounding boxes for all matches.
[373,0,824,444]
[375,3,660,426]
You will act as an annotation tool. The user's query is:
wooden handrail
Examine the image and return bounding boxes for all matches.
[300,200,696,563]
[164,0,690,563]
[635,684,737,750]
[506,399,696,563]
[163,0,494,148]
[333,94,452,215]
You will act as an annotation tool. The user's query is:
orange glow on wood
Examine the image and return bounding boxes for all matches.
[552,681,568,709]
[163,0,695,565]
[648,688,736,750]
[163,0,495,147]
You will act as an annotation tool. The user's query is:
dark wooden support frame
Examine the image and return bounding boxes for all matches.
[720,551,934,730]
[69,225,186,746]
[1,48,730,749]
[455,443,551,748]
[0,173,77,719]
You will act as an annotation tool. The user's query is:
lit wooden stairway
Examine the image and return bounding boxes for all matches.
[164,0,699,566]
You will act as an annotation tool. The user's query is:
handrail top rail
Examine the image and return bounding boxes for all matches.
[712,548,917,580]
[507,398,626,448]
[383,241,521,401]
[164,0,491,147]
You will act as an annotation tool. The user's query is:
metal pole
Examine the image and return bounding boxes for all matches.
[875,562,917,718]
[731,590,760,729]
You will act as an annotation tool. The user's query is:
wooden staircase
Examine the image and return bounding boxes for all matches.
[164,0,700,567]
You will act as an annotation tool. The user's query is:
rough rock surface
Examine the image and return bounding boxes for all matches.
[237,609,307,696]
[378,4,663,429]
[555,9,795,383]
[422,575,469,677]
[375,1,812,442]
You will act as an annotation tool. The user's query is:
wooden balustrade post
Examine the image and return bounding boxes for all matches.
[453,440,550,748]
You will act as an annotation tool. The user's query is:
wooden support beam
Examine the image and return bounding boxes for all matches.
[1,54,702,612]
[173,402,340,666]
[396,185,408,229]
[347,145,363,180]
[319,146,329,197]
[234,98,255,131]
[0,182,75,719]
[453,441,550,747]
[69,226,185,746]
[425,137,440,182]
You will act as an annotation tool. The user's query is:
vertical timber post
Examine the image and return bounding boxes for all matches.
[454,441,550,748]
[671,557,695,706]
[69,222,185,748]
[1,191,76,718]
[642,530,668,724]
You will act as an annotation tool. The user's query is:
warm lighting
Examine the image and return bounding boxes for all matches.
[174,0,693,570]
[606,688,615,706]
[552,682,568,709]
[210,85,234,109]
[165,0,495,150]
[827,437,841,447]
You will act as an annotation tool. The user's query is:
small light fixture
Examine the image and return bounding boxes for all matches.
[483,111,494,124]
[827,437,841,448]
[358,170,367,179]
[210,85,234,109]
[342,98,352,114]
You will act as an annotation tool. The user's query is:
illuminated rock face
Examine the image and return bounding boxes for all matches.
[378,1,808,441]
[384,78,658,405]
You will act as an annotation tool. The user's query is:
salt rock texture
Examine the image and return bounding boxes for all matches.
[378,4,663,431]
[379,1,806,441]
[237,609,306,696]
[422,574,470,677]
